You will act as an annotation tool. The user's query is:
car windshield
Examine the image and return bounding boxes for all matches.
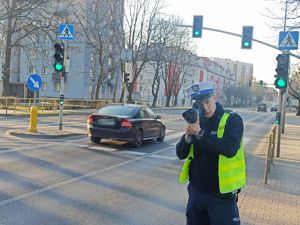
[97,105,138,116]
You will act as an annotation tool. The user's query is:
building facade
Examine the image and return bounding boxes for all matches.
[211,57,253,86]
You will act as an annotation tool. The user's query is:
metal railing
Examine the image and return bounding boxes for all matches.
[263,125,277,184]
[0,97,112,115]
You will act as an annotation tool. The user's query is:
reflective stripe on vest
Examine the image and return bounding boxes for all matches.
[218,112,246,193]
[178,144,194,184]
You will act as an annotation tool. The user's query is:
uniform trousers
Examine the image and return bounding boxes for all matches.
[186,183,240,225]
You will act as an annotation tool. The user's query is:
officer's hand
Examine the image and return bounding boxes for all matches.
[185,120,200,136]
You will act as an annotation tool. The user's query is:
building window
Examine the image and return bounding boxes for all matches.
[108,57,112,66]
[43,50,49,58]
[101,85,105,94]
[28,66,36,74]
[29,50,36,58]
[42,66,48,75]
[54,81,60,92]
[91,53,94,61]
[140,86,142,92]
[42,82,47,91]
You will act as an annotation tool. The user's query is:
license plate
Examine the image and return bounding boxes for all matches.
[97,118,115,126]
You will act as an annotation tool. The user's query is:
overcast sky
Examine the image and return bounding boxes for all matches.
[164,0,299,85]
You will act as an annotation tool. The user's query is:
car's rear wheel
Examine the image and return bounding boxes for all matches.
[131,129,143,148]
[157,126,165,142]
[90,136,101,144]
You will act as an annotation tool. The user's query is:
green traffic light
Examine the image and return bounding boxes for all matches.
[59,100,64,105]
[194,31,200,36]
[54,63,63,72]
[243,42,250,47]
[276,79,286,88]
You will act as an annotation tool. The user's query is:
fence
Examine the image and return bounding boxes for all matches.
[0,97,112,115]
[263,125,277,184]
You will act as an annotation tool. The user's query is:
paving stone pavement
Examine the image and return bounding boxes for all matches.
[239,123,300,225]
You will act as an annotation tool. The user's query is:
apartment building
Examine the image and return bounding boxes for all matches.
[7,0,124,100]
[211,57,253,86]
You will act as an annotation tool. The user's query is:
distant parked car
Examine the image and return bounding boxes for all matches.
[87,104,166,147]
[257,103,267,112]
[270,106,278,112]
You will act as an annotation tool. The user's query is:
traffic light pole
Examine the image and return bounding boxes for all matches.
[58,40,67,130]
[282,88,287,134]
[276,90,284,157]
[176,24,300,60]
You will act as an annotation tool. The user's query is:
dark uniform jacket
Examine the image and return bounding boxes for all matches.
[176,103,244,194]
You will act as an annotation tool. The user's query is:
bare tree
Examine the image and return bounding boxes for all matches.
[265,0,300,30]
[265,0,300,115]
[147,16,174,106]
[73,0,123,100]
[160,25,195,107]
[289,68,300,115]
[0,0,66,96]
[122,0,165,103]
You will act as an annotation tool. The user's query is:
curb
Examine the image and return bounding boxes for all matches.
[6,128,86,139]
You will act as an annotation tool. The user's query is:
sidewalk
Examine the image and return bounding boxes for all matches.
[239,118,300,224]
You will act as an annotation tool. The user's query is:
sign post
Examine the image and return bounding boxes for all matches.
[57,23,74,130]
[27,74,42,105]
[27,74,42,132]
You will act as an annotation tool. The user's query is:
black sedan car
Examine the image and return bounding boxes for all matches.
[257,103,267,112]
[87,104,166,147]
[270,106,278,112]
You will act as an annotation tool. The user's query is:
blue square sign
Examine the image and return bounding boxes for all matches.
[58,24,74,40]
[278,31,298,50]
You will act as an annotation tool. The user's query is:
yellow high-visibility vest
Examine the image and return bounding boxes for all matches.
[178,112,246,194]
[218,112,246,193]
[178,144,194,184]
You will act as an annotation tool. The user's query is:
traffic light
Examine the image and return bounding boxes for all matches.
[259,80,263,86]
[274,54,289,90]
[124,72,130,85]
[53,43,64,72]
[241,26,253,49]
[275,112,281,125]
[59,94,64,105]
[192,15,203,38]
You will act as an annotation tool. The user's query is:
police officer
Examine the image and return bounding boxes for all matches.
[176,81,246,225]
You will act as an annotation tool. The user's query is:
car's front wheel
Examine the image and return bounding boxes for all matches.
[90,136,101,144]
[131,129,143,148]
[157,126,165,142]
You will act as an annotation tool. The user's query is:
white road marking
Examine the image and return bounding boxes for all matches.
[120,151,146,156]
[165,132,183,141]
[243,137,250,146]
[89,146,116,152]
[150,154,177,160]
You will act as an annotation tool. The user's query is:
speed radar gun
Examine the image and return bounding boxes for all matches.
[182,82,214,143]
[179,81,214,184]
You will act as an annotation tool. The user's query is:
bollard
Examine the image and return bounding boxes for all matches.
[28,106,38,132]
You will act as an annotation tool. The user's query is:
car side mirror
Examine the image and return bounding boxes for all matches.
[156,115,161,119]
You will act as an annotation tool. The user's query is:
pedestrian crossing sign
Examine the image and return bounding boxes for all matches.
[58,24,74,40]
[278,31,298,50]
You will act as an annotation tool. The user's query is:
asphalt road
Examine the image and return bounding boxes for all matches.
[0,109,276,225]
